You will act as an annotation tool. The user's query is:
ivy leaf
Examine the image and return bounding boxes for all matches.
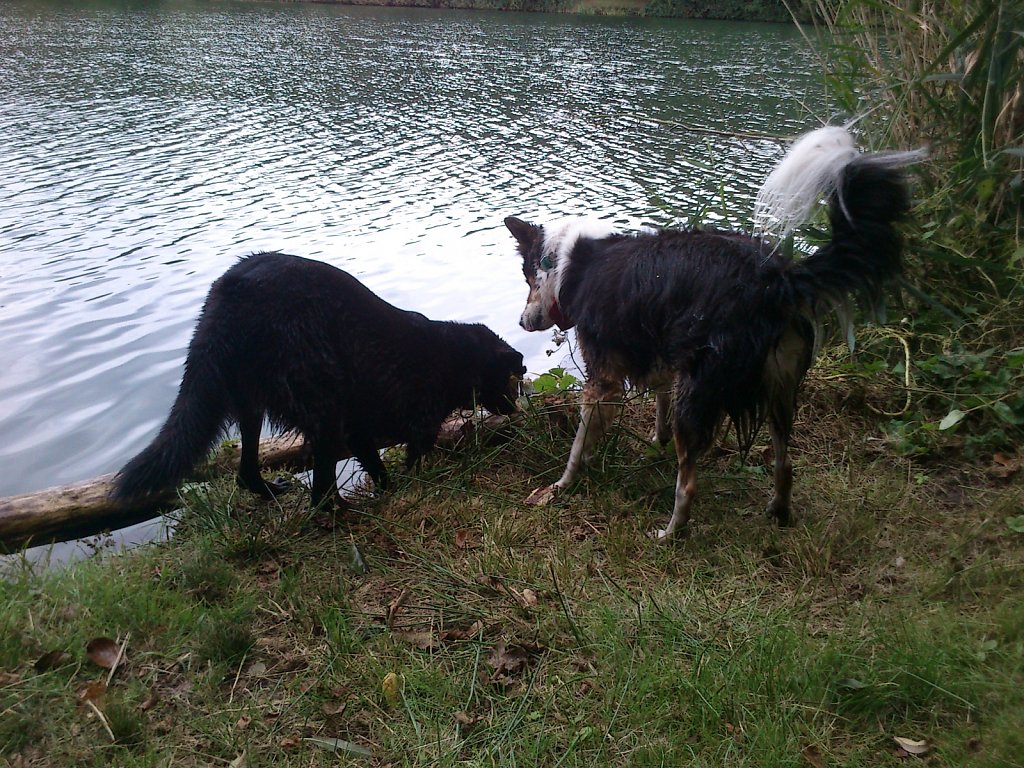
[992,400,1023,425]
[938,408,966,430]
[1005,516,1024,533]
[1005,348,1024,368]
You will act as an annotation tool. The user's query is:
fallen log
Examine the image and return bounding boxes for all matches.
[0,412,524,553]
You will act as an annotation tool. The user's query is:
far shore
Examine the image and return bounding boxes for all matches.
[258,0,801,23]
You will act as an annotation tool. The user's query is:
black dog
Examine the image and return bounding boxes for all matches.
[506,126,923,538]
[113,252,525,507]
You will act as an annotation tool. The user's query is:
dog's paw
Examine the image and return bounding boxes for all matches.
[650,430,672,447]
[649,524,688,542]
[765,499,792,527]
[524,485,558,506]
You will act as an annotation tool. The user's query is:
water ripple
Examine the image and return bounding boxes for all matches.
[0,1,820,496]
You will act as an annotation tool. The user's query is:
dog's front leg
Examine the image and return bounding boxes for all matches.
[525,380,623,506]
[653,435,696,540]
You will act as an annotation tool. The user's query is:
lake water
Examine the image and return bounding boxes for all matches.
[0,0,822,500]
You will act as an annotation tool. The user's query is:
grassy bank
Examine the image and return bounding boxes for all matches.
[2,368,1022,766]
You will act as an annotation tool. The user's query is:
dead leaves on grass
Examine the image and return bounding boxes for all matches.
[85,636,121,669]
[33,649,70,672]
[989,451,1022,479]
[487,640,545,685]
[474,574,541,610]
[77,679,107,706]
[33,634,128,677]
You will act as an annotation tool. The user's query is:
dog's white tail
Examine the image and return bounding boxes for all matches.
[753,126,925,240]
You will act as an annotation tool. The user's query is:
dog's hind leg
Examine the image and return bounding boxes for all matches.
[653,434,696,540]
[762,324,810,526]
[765,412,794,526]
[405,433,437,472]
[348,433,390,493]
[652,387,673,446]
[237,409,290,497]
[309,444,343,509]
[525,378,623,505]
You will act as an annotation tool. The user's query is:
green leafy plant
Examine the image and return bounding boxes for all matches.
[530,367,581,394]
[882,343,1024,455]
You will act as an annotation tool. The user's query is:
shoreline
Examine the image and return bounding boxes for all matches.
[266,0,801,22]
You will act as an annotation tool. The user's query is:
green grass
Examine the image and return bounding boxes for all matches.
[1,377,1022,766]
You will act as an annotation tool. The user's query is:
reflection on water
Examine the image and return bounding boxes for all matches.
[0,0,820,502]
[1,517,174,574]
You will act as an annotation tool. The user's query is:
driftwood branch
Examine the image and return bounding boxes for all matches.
[0,413,522,553]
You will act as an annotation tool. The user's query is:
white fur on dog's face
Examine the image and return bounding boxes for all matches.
[519,268,556,332]
[518,217,617,332]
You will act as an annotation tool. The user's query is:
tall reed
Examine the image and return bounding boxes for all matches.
[806,0,1023,300]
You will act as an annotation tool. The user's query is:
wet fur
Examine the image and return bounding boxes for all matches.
[507,128,919,537]
[113,252,525,507]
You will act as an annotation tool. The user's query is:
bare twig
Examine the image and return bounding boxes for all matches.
[84,699,115,742]
[105,631,130,687]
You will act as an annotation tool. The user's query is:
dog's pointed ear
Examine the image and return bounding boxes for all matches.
[504,216,539,250]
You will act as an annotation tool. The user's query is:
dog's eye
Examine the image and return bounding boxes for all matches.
[539,255,553,271]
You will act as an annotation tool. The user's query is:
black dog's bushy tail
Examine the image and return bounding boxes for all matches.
[112,341,230,503]
[754,126,925,341]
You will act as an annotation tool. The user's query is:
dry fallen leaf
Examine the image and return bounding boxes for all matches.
[395,630,437,650]
[34,649,70,672]
[278,735,301,750]
[454,710,485,733]
[990,452,1022,479]
[454,529,471,549]
[77,680,107,705]
[474,574,506,595]
[893,736,930,756]
[801,743,825,768]
[382,672,402,707]
[487,641,545,681]
[139,690,159,712]
[321,700,346,716]
[85,637,120,669]
[256,560,281,577]
[440,620,484,642]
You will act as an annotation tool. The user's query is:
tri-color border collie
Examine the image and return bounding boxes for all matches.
[113,252,525,509]
[506,126,924,539]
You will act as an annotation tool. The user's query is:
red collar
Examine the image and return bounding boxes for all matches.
[550,299,573,330]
